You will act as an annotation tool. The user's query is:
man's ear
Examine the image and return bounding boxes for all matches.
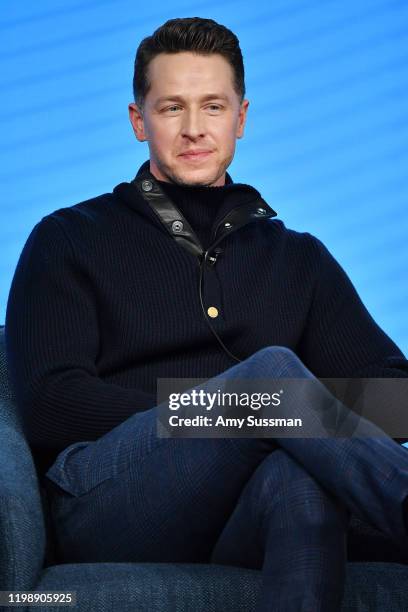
[236,99,249,139]
[128,103,148,142]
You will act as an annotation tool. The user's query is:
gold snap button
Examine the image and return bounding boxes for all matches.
[207,306,219,318]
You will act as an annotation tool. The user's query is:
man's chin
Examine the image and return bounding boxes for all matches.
[171,167,224,187]
[150,159,225,187]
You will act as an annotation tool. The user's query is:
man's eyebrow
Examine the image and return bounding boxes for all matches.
[154,94,230,105]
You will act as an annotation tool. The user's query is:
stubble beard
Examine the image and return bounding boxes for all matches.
[152,153,232,188]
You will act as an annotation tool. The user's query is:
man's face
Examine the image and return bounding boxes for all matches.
[129,52,249,186]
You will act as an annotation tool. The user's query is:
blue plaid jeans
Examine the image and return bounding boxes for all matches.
[44,347,408,611]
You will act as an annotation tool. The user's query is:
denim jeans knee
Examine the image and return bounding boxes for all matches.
[44,440,113,498]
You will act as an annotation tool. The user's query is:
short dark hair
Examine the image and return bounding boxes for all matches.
[133,17,245,108]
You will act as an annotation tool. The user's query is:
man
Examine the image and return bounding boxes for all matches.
[5,16,408,612]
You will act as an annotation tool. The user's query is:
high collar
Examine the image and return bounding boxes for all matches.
[153,167,241,250]
[113,160,277,258]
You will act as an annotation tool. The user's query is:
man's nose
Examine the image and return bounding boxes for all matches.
[181,109,205,139]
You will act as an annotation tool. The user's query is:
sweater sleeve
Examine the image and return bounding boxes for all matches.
[298,235,408,379]
[5,216,156,454]
[297,236,408,442]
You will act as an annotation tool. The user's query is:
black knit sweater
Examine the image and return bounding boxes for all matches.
[5,161,408,478]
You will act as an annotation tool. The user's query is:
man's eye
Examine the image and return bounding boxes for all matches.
[208,105,221,111]
[166,105,181,112]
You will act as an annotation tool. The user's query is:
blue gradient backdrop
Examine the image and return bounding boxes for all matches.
[1,1,407,354]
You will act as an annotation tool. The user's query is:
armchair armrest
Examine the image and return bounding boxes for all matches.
[0,417,45,592]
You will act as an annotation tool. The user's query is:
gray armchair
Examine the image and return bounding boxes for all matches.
[1,325,408,611]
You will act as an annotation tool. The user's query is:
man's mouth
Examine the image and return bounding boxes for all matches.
[179,150,213,161]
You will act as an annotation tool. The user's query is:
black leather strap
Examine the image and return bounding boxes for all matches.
[133,172,277,259]
[212,199,277,243]
[133,173,204,258]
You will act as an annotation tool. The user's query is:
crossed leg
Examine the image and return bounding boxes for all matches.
[44,346,408,610]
